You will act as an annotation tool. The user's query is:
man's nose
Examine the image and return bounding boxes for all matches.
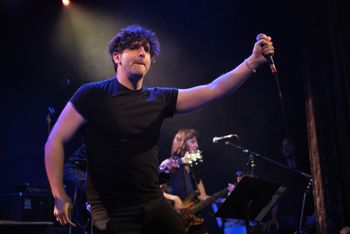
[138,48,146,57]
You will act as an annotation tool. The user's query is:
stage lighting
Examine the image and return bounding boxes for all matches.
[62,0,70,7]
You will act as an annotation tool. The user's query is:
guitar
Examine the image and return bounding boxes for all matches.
[180,188,229,231]
[159,150,203,173]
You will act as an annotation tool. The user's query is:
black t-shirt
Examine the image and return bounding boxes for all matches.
[70,77,178,205]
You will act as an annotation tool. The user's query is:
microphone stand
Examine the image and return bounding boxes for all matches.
[297,178,313,234]
[223,141,312,179]
[222,140,312,233]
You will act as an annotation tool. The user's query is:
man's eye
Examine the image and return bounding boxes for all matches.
[129,44,141,50]
[143,45,150,53]
[128,43,150,53]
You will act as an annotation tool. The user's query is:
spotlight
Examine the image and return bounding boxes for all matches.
[62,0,70,7]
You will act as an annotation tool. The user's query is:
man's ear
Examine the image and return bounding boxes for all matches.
[112,52,121,64]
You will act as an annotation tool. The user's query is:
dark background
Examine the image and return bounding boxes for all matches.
[0,0,309,197]
[3,0,350,232]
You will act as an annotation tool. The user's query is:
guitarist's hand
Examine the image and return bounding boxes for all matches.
[163,192,184,213]
[227,183,236,195]
[261,217,279,233]
[172,195,184,213]
[160,158,180,173]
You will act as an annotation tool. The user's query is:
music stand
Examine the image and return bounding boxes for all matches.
[215,176,287,234]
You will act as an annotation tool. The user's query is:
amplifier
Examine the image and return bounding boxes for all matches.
[0,192,54,222]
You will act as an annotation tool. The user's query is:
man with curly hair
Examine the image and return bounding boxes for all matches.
[45,24,274,234]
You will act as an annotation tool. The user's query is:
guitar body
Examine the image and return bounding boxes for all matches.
[179,188,229,231]
[182,190,199,207]
[180,207,204,232]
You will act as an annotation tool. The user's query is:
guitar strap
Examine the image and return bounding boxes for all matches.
[184,167,194,195]
[166,155,201,199]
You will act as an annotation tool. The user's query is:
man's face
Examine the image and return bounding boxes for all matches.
[185,137,199,152]
[113,41,152,78]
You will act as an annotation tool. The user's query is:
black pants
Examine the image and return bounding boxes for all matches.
[93,197,186,234]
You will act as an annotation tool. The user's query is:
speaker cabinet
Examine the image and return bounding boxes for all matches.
[0,192,53,222]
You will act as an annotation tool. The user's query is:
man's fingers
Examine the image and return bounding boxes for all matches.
[56,213,76,227]
[55,214,64,225]
[262,42,275,57]
[256,33,270,42]
[256,35,273,54]
[263,49,275,56]
[63,203,76,226]
[56,217,76,227]
[66,218,77,227]
[54,200,76,227]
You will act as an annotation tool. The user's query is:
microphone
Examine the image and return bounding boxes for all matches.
[256,33,277,74]
[212,134,239,144]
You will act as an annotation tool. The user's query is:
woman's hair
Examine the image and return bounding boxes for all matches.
[170,129,199,157]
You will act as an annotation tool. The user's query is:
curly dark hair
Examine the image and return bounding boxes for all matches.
[108,24,160,71]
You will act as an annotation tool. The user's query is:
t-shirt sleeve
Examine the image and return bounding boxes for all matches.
[70,83,101,120]
[158,87,178,118]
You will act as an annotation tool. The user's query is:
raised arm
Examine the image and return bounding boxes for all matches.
[44,101,86,226]
[176,34,274,114]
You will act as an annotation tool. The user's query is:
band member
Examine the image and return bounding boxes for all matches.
[161,129,235,233]
[44,24,274,234]
[162,129,210,233]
